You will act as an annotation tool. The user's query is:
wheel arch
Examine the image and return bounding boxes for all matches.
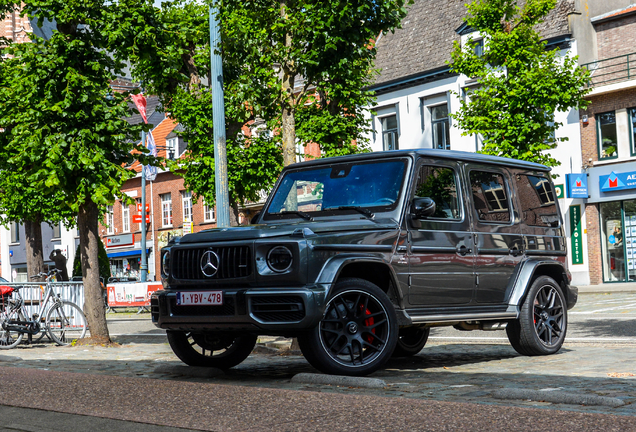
[508,259,573,309]
[315,255,405,309]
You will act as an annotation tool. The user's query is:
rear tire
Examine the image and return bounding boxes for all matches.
[298,278,398,376]
[506,276,567,356]
[392,326,430,357]
[0,307,24,349]
[46,301,88,345]
[167,331,257,369]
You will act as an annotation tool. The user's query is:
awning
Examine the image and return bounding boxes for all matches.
[107,248,150,258]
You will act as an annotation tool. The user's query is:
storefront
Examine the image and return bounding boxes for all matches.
[588,162,636,283]
[104,233,150,281]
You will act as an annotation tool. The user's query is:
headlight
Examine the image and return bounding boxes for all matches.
[266,246,293,273]
[161,250,170,276]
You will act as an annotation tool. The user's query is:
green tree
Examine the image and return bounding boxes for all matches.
[129,1,283,222]
[449,0,590,168]
[0,0,156,342]
[72,242,111,282]
[219,0,410,165]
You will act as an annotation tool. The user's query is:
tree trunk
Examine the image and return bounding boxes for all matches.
[78,200,110,342]
[24,219,45,282]
[229,202,240,226]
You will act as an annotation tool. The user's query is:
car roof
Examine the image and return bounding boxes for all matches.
[287,149,551,172]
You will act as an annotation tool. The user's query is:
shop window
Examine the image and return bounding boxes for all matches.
[122,206,130,233]
[516,175,558,227]
[204,201,215,222]
[414,165,460,220]
[381,115,399,151]
[431,104,451,150]
[182,191,192,223]
[10,221,19,243]
[470,171,510,223]
[601,200,636,283]
[161,193,172,227]
[106,205,114,234]
[597,111,618,159]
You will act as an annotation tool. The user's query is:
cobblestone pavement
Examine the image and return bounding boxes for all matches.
[0,293,635,420]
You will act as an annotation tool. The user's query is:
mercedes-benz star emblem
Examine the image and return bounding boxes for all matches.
[200,250,220,277]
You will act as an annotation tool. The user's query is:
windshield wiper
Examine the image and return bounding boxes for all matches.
[324,206,375,220]
[269,211,314,221]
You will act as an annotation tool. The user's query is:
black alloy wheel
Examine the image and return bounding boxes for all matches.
[392,326,430,357]
[506,275,567,356]
[298,278,398,376]
[167,331,257,369]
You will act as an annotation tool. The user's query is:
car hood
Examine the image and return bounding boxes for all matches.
[178,218,399,244]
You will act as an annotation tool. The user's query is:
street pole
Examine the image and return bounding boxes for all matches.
[209,4,230,228]
[140,130,148,282]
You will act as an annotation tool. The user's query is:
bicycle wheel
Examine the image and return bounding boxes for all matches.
[0,307,25,349]
[46,301,88,345]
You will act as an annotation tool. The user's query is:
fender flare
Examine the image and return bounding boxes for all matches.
[315,254,405,308]
[508,259,570,308]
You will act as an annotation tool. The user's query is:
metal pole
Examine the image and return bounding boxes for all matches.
[209,4,230,228]
[140,130,148,282]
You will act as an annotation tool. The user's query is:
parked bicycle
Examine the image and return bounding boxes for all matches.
[0,269,88,349]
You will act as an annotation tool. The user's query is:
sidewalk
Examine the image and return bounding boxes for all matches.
[575,283,636,293]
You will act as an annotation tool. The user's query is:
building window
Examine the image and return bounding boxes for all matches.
[106,205,114,234]
[52,223,61,239]
[380,115,399,151]
[122,205,130,233]
[10,221,19,243]
[166,137,178,160]
[598,111,618,159]
[182,191,192,223]
[161,193,172,227]
[630,108,636,155]
[204,202,216,222]
[470,171,510,223]
[471,38,484,57]
[431,104,451,150]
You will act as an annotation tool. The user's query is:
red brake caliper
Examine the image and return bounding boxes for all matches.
[360,303,375,343]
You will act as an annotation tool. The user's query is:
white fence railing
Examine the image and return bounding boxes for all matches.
[0,282,85,317]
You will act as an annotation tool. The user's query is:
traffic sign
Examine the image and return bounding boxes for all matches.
[133,215,150,223]
[137,203,150,212]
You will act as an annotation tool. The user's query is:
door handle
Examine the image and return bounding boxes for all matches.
[509,247,522,257]
[457,245,472,256]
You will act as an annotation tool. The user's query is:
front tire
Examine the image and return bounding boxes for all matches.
[167,331,257,369]
[46,301,88,345]
[506,276,567,356]
[298,278,398,376]
[392,326,430,357]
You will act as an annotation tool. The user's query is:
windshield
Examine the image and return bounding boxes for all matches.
[264,159,407,221]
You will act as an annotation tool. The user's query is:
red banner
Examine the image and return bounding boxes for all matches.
[107,282,161,307]
[131,93,148,124]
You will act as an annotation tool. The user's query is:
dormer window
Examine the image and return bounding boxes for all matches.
[166,137,178,160]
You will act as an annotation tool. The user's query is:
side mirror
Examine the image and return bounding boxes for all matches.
[250,212,261,225]
[411,197,436,219]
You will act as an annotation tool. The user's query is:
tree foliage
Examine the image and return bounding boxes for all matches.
[449,0,590,167]
[0,0,158,341]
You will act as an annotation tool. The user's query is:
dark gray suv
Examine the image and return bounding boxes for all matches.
[152,149,577,376]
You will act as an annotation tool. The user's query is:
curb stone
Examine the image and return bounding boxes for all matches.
[292,373,386,389]
[492,388,626,407]
[0,355,21,362]
[153,364,224,378]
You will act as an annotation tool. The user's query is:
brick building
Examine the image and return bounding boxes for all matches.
[579,4,636,285]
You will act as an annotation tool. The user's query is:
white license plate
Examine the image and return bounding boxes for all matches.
[177,291,223,306]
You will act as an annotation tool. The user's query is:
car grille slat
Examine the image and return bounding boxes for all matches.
[173,246,252,280]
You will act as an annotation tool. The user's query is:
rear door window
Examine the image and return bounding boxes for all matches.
[469,171,511,223]
[516,174,559,227]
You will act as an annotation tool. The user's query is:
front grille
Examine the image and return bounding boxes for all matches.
[150,296,159,322]
[172,246,252,280]
[251,296,305,322]
[170,297,235,316]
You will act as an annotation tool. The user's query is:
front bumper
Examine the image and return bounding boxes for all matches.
[151,284,329,334]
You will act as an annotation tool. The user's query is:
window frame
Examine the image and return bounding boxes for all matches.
[122,205,130,233]
[380,114,399,151]
[468,169,513,225]
[203,202,216,222]
[160,193,173,228]
[430,102,451,150]
[181,191,193,223]
[52,223,61,239]
[10,221,20,244]
[629,107,636,157]
[166,137,178,160]
[106,205,115,235]
[597,110,618,160]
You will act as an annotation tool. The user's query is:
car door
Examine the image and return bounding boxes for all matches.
[464,164,524,304]
[407,160,475,306]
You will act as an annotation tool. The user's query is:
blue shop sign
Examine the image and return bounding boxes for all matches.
[599,171,636,192]
[566,173,588,198]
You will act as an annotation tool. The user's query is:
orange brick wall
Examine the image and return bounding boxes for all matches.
[1,8,32,44]
[595,14,636,61]
[585,203,603,284]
